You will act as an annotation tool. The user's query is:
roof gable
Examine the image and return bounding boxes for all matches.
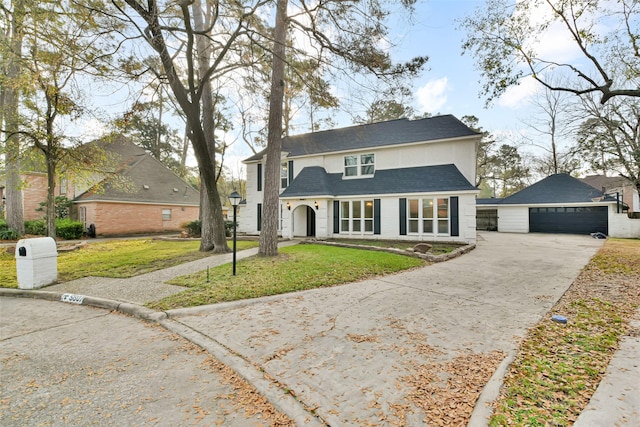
[501,173,605,205]
[244,115,479,162]
[75,136,200,205]
[280,164,477,198]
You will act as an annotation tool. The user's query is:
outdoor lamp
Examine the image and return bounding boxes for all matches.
[229,191,241,276]
[314,201,319,210]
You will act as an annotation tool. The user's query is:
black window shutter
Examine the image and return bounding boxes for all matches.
[257,163,262,191]
[333,201,340,234]
[257,203,262,231]
[450,196,459,236]
[374,199,381,235]
[288,160,294,184]
[399,198,407,235]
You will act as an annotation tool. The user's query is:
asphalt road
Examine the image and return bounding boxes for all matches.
[0,297,281,427]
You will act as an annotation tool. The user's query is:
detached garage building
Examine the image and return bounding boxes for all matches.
[482,174,619,235]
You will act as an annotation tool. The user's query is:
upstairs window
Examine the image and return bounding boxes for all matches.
[344,153,375,177]
[281,162,289,188]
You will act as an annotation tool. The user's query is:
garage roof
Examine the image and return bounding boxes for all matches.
[500,173,606,204]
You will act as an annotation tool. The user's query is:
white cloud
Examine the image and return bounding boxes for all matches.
[497,75,540,108]
[415,77,449,114]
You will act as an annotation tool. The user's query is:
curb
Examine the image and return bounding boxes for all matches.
[0,288,325,426]
[468,347,518,426]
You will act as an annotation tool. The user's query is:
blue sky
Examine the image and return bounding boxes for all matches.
[390,0,531,134]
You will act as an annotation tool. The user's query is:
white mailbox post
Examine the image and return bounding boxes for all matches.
[15,237,58,289]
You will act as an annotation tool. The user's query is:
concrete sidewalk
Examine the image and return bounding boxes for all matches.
[2,233,638,425]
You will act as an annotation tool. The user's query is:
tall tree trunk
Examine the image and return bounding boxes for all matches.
[193,0,228,252]
[4,0,25,234]
[259,0,288,256]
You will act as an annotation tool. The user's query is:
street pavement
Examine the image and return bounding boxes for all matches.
[0,298,282,426]
[1,233,638,426]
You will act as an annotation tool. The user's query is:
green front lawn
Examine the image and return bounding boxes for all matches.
[0,239,259,288]
[149,244,425,310]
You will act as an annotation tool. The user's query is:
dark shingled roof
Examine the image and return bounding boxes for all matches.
[75,136,200,205]
[280,164,476,198]
[476,197,504,205]
[244,115,479,162]
[500,173,605,205]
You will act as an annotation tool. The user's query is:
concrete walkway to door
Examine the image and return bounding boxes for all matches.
[167,232,604,425]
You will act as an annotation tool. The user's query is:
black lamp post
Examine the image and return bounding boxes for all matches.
[229,191,242,276]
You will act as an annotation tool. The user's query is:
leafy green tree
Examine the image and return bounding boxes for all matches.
[4,1,118,238]
[575,95,640,194]
[461,0,640,105]
[490,144,531,197]
[113,101,185,175]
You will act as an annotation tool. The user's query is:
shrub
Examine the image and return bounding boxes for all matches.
[56,218,84,240]
[0,219,7,231]
[36,195,72,219]
[24,220,47,235]
[225,220,236,237]
[0,228,21,240]
[182,219,201,237]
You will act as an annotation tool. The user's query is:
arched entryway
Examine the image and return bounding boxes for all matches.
[290,204,316,238]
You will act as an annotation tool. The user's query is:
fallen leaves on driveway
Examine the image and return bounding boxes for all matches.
[403,350,505,426]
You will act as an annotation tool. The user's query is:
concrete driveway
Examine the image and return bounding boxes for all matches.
[169,232,604,425]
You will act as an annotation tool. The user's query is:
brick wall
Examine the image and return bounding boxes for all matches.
[22,174,48,221]
[75,201,199,236]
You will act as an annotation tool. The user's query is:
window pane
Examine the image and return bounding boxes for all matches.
[437,198,449,219]
[341,201,350,217]
[353,201,361,218]
[344,156,357,166]
[422,199,434,219]
[345,166,358,176]
[364,200,374,218]
[280,162,288,178]
[423,219,433,233]
[409,199,419,218]
[341,220,349,232]
[361,164,374,175]
[281,178,288,188]
[409,219,419,233]
[361,154,374,164]
[364,219,373,232]
[438,220,449,234]
[353,220,361,232]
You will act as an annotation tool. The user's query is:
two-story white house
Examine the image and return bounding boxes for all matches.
[240,115,481,243]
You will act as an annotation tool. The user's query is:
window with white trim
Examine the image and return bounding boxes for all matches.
[340,200,374,233]
[407,197,449,235]
[281,162,289,188]
[344,153,375,177]
[162,208,172,221]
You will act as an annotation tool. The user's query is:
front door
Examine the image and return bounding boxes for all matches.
[306,206,316,237]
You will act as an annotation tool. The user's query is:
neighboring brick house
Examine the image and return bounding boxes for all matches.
[241,115,481,243]
[580,174,639,213]
[17,136,201,236]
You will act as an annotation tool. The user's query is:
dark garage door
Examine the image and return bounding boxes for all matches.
[529,206,608,235]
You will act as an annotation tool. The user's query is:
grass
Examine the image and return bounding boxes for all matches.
[148,244,425,310]
[490,238,640,426]
[0,239,259,288]
[325,238,465,254]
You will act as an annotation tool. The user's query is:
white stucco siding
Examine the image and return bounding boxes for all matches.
[239,162,262,234]
[497,206,530,233]
[609,209,640,238]
[288,137,478,184]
